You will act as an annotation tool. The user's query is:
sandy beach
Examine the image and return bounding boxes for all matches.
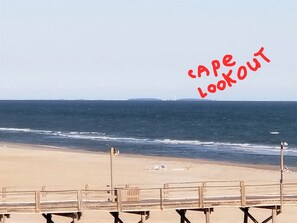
[0,142,296,223]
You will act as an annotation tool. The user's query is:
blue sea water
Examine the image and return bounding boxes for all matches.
[0,100,296,166]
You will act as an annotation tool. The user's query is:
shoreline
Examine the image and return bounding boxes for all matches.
[1,141,297,222]
[0,141,286,172]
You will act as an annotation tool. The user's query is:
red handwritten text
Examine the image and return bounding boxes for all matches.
[187,47,271,98]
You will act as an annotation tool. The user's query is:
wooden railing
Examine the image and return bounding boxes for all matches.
[1,181,297,214]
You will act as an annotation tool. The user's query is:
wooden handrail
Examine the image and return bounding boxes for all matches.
[0,181,296,214]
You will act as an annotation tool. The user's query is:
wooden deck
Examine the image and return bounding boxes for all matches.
[1,181,297,222]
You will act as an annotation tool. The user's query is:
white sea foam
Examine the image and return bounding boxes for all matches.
[0,127,31,132]
[0,127,296,157]
[270,131,280,135]
[0,127,52,134]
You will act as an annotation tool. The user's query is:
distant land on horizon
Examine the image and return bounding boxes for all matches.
[127,98,211,101]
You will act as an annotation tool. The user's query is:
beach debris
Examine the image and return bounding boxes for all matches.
[148,164,167,171]
[284,165,291,172]
[147,164,193,171]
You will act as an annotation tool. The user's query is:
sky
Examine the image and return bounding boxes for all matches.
[0,0,296,101]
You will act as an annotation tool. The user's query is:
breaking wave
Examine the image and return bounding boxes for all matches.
[0,127,296,157]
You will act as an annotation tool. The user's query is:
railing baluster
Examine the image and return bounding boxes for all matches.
[41,186,46,198]
[160,188,164,210]
[199,185,204,208]
[2,187,6,204]
[77,190,82,211]
[240,181,246,206]
[35,191,40,212]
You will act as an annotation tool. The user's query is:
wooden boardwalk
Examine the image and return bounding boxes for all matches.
[1,181,297,223]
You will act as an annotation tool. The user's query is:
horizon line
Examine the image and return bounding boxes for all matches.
[0,99,296,102]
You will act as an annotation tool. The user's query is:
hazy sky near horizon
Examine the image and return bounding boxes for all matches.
[0,0,296,100]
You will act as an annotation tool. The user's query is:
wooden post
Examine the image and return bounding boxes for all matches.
[204,209,211,223]
[1,215,9,223]
[160,188,164,210]
[243,210,248,223]
[280,183,284,209]
[240,181,246,206]
[2,187,6,203]
[0,215,7,223]
[110,147,119,202]
[205,211,210,223]
[77,190,82,211]
[272,208,276,223]
[280,143,284,184]
[110,148,114,201]
[199,186,204,208]
[35,191,40,212]
[116,189,122,211]
[0,215,5,223]
[140,214,145,223]
[280,142,285,211]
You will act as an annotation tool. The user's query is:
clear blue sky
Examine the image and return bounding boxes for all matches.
[0,0,296,100]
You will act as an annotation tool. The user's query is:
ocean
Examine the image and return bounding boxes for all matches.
[0,100,296,167]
